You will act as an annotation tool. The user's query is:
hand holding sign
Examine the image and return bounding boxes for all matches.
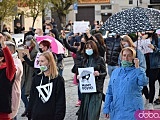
[78,67,97,93]
[93,71,99,76]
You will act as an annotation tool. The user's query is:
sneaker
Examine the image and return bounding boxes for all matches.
[75,100,81,107]
[147,103,154,110]
[154,98,160,105]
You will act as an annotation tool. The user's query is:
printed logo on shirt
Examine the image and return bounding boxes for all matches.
[36,83,53,103]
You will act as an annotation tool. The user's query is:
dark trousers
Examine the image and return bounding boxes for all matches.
[142,86,149,99]
[78,84,82,101]
[21,86,29,109]
[147,68,160,103]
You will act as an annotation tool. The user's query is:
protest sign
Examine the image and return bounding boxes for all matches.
[73,21,89,33]
[134,39,153,54]
[34,53,42,68]
[12,34,24,47]
[78,67,97,93]
[16,49,30,62]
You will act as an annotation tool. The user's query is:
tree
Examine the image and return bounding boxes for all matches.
[20,0,50,28]
[50,0,75,28]
[0,0,18,21]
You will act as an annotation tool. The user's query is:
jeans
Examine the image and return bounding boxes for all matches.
[107,65,119,77]
[21,86,29,109]
[58,69,63,76]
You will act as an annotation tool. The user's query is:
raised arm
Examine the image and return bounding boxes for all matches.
[0,34,16,81]
[61,32,77,53]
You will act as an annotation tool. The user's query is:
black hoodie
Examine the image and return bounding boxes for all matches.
[27,73,66,120]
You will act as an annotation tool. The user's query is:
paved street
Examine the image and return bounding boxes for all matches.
[17,57,160,120]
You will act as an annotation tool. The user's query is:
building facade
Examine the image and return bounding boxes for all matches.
[67,0,160,25]
[3,1,42,33]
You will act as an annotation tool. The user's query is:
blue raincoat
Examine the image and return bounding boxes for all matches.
[103,67,148,120]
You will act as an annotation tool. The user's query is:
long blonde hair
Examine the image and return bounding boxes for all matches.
[39,51,58,79]
[120,35,136,48]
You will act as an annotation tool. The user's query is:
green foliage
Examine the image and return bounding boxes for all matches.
[50,0,75,26]
[21,0,49,18]
[21,0,50,27]
[50,0,75,15]
[0,0,18,20]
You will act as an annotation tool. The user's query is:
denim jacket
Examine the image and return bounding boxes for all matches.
[148,38,160,69]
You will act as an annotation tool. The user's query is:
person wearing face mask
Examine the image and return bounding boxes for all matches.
[77,40,107,120]
[61,32,85,108]
[45,23,60,41]
[5,41,23,120]
[21,35,38,117]
[0,34,16,120]
[103,47,148,120]
[26,52,66,120]
[119,35,148,107]
[119,35,146,70]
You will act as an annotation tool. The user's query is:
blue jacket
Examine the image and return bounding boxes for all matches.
[103,67,148,120]
[147,38,160,69]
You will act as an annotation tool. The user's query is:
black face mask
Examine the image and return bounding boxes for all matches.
[146,33,152,39]
[80,42,85,51]
[39,48,43,53]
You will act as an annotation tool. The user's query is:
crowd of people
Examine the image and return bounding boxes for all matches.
[0,18,160,120]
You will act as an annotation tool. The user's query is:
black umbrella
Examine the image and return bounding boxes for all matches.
[103,7,160,35]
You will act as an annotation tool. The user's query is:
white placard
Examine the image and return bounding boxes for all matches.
[134,39,153,54]
[12,34,24,47]
[73,21,89,33]
[78,67,97,93]
[34,53,41,68]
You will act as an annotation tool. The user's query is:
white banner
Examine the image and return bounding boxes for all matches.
[73,21,89,33]
[12,34,24,47]
[134,39,153,54]
[78,67,97,93]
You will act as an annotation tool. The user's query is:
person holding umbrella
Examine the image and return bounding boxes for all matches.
[103,47,148,120]
[143,31,160,109]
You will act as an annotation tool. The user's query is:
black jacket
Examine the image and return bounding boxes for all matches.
[79,56,107,93]
[105,37,121,66]
[0,68,15,113]
[27,74,66,120]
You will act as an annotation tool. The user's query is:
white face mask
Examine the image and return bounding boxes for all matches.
[123,43,129,48]
[12,52,18,58]
[34,34,38,37]
[25,41,31,46]
[45,29,50,34]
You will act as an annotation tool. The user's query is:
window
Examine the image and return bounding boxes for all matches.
[150,0,160,4]
[129,0,133,4]
[140,0,142,3]
[101,5,112,10]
